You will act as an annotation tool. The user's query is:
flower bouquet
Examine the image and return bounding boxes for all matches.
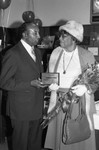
[41,62,99,129]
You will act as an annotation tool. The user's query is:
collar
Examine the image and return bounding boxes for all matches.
[21,39,34,52]
[62,46,78,54]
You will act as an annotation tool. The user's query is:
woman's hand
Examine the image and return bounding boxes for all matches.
[49,83,59,91]
[71,84,87,96]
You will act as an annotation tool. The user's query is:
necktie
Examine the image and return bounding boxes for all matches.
[31,47,36,61]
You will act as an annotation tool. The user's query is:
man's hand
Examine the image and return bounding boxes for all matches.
[31,78,47,88]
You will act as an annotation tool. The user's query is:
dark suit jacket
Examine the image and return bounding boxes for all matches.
[0,41,44,121]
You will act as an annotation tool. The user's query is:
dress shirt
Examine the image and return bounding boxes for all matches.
[21,39,36,61]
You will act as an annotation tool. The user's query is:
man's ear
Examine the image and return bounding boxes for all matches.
[22,32,27,39]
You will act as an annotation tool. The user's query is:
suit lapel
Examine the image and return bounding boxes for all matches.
[35,47,43,72]
[17,42,41,74]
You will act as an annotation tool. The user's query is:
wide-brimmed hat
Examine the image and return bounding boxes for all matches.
[59,20,83,42]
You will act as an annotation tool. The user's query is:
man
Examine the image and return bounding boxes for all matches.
[0,22,45,150]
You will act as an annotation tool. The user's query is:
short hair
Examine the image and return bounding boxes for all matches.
[18,22,37,39]
[18,22,27,39]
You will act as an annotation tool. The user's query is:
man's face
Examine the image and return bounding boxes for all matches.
[24,24,40,46]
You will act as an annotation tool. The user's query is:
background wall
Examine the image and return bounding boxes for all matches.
[0,0,91,28]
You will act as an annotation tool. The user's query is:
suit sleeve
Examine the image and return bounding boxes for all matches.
[0,51,31,91]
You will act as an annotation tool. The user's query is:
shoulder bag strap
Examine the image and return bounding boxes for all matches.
[79,96,86,115]
[54,49,64,72]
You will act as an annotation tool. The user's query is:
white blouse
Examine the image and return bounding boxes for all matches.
[49,46,82,88]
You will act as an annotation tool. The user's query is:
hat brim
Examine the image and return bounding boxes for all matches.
[59,26,83,42]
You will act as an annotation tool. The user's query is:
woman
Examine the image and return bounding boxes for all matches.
[44,20,97,150]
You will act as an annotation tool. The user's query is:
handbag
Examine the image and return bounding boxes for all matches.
[62,99,91,145]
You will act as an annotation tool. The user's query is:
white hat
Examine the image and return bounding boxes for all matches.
[59,20,83,42]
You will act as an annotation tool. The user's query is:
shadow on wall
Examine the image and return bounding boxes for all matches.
[9,21,23,28]
[55,19,68,26]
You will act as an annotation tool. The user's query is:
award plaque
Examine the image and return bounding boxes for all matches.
[41,73,59,85]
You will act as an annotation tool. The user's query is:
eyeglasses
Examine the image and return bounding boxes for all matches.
[59,30,70,39]
[60,33,70,39]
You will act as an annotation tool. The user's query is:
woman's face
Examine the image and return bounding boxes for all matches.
[59,31,74,51]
